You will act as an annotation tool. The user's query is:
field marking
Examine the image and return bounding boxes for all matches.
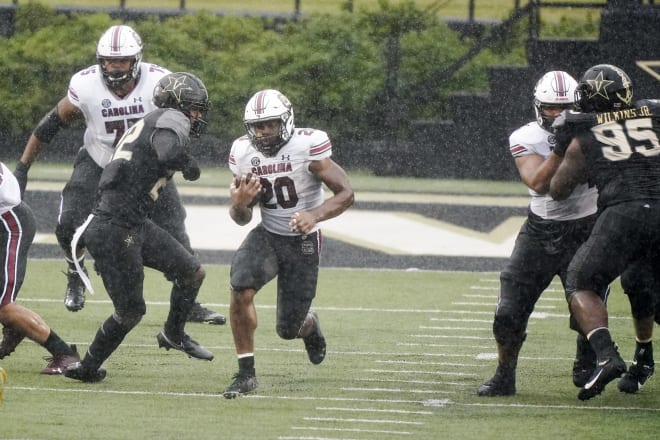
[303,416,424,426]
[290,426,412,435]
[317,406,433,415]
[341,387,456,395]
[9,385,659,413]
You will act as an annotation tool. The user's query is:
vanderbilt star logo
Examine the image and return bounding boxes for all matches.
[586,71,614,100]
[163,75,193,102]
[124,234,135,247]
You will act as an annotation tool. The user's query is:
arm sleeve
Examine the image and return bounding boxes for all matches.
[152,128,190,170]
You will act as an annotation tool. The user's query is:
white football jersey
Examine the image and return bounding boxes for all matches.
[228,128,333,235]
[67,61,171,167]
[509,121,597,220]
[0,162,21,214]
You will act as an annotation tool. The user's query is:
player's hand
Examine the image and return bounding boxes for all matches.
[230,173,262,208]
[14,161,29,198]
[182,157,201,181]
[289,211,315,234]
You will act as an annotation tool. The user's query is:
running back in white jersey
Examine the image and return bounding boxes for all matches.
[509,121,597,220]
[67,61,171,167]
[228,127,333,236]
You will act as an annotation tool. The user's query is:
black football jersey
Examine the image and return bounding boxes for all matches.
[571,100,660,207]
[94,108,192,225]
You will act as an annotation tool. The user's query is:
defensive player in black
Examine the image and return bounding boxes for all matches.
[14,25,223,325]
[64,72,213,382]
[550,64,660,400]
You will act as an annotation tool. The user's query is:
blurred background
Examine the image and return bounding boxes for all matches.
[0,0,658,180]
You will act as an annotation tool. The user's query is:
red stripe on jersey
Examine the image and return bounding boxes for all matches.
[310,140,332,156]
[0,210,21,306]
[228,154,236,166]
[68,87,80,102]
[510,144,528,157]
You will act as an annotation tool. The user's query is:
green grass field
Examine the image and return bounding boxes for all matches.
[2,260,659,439]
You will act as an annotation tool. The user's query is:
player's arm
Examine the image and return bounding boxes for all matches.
[152,128,200,181]
[290,158,354,234]
[19,96,80,168]
[515,152,563,195]
[549,138,586,201]
[15,97,81,195]
[229,173,262,226]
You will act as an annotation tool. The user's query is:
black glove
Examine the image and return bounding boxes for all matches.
[14,161,29,198]
[182,157,201,181]
[552,124,573,157]
[551,111,572,157]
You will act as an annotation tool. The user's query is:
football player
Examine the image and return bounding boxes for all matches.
[550,64,660,400]
[0,161,80,375]
[13,25,224,324]
[64,72,213,383]
[223,89,354,398]
[477,71,608,397]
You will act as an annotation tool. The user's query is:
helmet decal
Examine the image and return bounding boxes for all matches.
[585,71,615,101]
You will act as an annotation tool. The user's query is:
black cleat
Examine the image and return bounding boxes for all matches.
[578,351,626,400]
[223,372,258,399]
[156,330,214,361]
[63,362,107,383]
[186,303,226,325]
[477,374,516,397]
[303,310,326,365]
[0,325,25,359]
[64,267,87,312]
[573,334,597,388]
[618,360,655,394]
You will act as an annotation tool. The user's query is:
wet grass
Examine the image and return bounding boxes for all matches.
[1,261,658,439]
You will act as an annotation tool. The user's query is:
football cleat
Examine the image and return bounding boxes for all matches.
[477,374,516,397]
[41,345,81,375]
[64,266,87,312]
[618,360,655,394]
[223,371,258,399]
[578,351,626,400]
[63,362,107,383]
[186,303,226,325]
[0,325,26,359]
[156,330,214,361]
[303,309,326,365]
[572,334,597,388]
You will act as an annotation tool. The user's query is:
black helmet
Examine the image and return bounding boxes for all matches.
[153,72,210,137]
[575,64,633,112]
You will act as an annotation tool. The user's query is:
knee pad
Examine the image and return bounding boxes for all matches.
[492,313,527,348]
[173,266,206,292]
[276,322,300,340]
[113,310,144,331]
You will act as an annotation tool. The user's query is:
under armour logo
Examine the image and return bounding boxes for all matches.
[281,154,290,161]
[134,97,142,103]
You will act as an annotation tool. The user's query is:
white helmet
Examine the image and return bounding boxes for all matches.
[96,25,143,90]
[244,89,295,156]
[533,71,578,130]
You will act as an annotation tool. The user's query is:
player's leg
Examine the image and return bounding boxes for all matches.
[274,232,323,365]
[618,262,657,393]
[65,218,145,382]
[224,226,277,398]
[55,149,102,312]
[151,181,225,325]
[141,221,212,361]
